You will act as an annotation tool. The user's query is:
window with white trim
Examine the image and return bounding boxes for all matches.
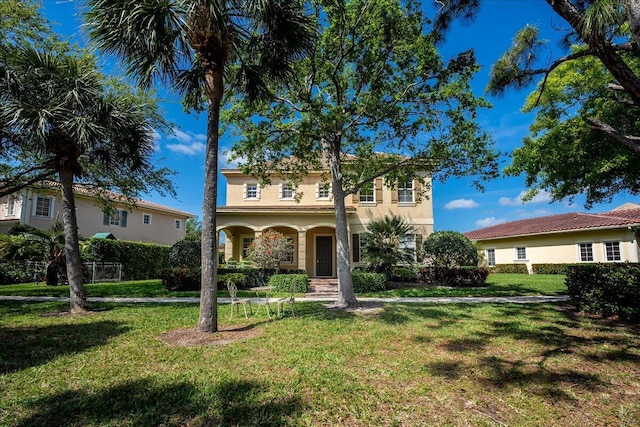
[174,219,182,230]
[104,209,128,228]
[110,211,121,226]
[604,241,621,261]
[242,236,255,259]
[6,198,16,216]
[245,183,259,199]
[515,247,527,260]
[284,237,295,263]
[317,183,331,200]
[398,180,414,203]
[281,183,295,200]
[33,195,53,218]
[358,181,374,203]
[142,213,152,225]
[578,243,593,262]
[486,249,496,266]
[399,234,417,261]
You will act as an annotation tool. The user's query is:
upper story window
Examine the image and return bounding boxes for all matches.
[142,213,152,225]
[317,183,331,200]
[486,249,496,266]
[174,219,182,230]
[515,247,527,260]
[398,180,414,203]
[604,241,621,261]
[245,183,259,200]
[33,195,53,218]
[358,181,375,203]
[578,243,593,262]
[104,209,128,227]
[280,183,295,200]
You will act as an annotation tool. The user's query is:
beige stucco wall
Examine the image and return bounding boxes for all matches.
[1,190,190,246]
[476,228,640,273]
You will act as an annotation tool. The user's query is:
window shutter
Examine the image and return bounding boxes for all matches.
[375,178,383,203]
[103,213,109,226]
[279,182,283,199]
[256,183,261,199]
[352,192,358,203]
[315,183,319,199]
[415,180,422,203]
[243,183,247,199]
[121,210,128,228]
[352,234,360,263]
[391,189,398,203]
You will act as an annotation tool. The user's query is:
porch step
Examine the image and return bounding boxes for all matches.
[305,278,338,298]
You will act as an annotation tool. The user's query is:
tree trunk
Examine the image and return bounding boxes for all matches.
[59,167,88,312]
[198,67,223,333]
[322,138,357,307]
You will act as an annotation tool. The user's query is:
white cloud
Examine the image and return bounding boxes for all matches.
[165,129,207,156]
[475,217,507,227]
[499,190,552,206]
[166,142,206,156]
[149,128,161,152]
[444,199,479,210]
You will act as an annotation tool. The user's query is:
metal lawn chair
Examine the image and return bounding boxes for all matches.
[227,281,252,320]
[277,281,296,317]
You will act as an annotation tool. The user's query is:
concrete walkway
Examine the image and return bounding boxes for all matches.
[0,295,570,304]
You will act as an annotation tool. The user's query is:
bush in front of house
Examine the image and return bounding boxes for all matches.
[268,274,308,293]
[167,239,201,269]
[352,272,387,293]
[161,267,200,291]
[532,264,570,274]
[491,264,529,274]
[0,262,39,285]
[418,266,489,287]
[218,272,247,289]
[390,266,419,283]
[420,231,478,268]
[566,263,640,321]
[83,238,170,280]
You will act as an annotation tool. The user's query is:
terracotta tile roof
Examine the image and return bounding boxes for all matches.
[465,205,640,241]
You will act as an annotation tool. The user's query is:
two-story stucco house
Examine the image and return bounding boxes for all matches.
[217,167,434,277]
[0,185,194,246]
[465,203,640,273]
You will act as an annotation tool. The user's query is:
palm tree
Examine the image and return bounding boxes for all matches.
[0,47,168,312]
[363,215,417,279]
[84,0,314,332]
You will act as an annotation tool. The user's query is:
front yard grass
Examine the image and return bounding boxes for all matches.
[1,300,638,426]
[0,273,567,298]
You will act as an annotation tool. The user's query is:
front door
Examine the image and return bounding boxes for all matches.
[315,236,333,277]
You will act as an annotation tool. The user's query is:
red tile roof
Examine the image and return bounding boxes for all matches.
[465,206,640,241]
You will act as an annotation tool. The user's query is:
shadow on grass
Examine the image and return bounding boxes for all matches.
[16,378,304,427]
[0,320,129,374]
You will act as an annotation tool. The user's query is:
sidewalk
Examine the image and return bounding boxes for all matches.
[0,295,570,304]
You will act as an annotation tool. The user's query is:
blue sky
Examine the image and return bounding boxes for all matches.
[42,0,637,233]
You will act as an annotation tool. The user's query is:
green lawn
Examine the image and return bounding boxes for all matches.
[1,299,638,426]
[0,273,567,299]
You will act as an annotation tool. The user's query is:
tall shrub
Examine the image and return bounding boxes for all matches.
[421,231,478,268]
[83,238,170,280]
[246,229,292,270]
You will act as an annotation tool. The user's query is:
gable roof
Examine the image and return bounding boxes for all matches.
[465,204,640,241]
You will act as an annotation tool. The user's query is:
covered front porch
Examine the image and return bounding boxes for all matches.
[217,207,349,278]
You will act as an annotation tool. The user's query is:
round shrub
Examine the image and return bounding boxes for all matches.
[421,231,478,268]
[167,239,201,268]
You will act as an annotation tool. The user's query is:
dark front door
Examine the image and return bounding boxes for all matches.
[316,236,333,276]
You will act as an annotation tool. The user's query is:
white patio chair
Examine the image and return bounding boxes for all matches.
[277,281,296,317]
[227,281,252,320]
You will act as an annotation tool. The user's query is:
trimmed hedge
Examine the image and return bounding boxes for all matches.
[390,266,419,283]
[491,264,529,274]
[566,263,640,321]
[532,264,570,275]
[268,274,308,293]
[161,267,200,291]
[419,267,489,287]
[0,262,41,285]
[352,272,387,293]
[83,238,170,280]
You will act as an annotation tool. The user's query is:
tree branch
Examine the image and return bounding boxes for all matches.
[585,117,640,155]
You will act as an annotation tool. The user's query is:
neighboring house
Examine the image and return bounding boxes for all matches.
[217,167,434,277]
[465,203,640,273]
[0,184,194,246]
